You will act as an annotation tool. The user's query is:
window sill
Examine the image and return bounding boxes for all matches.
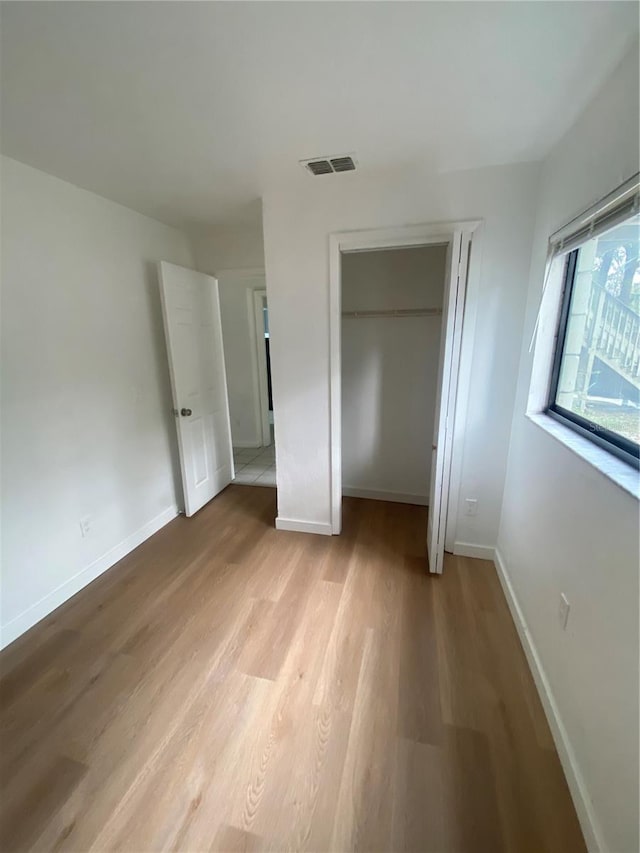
[526,412,640,500]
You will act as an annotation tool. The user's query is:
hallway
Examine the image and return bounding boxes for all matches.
[233,445,276,487]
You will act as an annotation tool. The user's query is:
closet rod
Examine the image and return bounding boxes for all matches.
[341,307,443,319]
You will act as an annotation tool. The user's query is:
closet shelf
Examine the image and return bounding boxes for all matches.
[341,307,443,319]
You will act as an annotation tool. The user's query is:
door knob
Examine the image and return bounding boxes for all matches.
[181,408,192,417]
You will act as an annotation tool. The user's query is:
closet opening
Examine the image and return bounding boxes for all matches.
[329,222,480,573]
[341,244,446,509]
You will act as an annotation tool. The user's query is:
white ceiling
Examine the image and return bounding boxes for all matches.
[1,2,637,227]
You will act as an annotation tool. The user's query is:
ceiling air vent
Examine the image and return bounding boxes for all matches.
[300,154,357,176]
[307,159,333,175]
[330,156,356,173]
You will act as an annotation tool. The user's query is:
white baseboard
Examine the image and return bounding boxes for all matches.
[452,541,495,560]
[342,486,428,506]
[493,549,603,852]
[275,517,332,536]
[232,440,262,449]
[0,505,179,650]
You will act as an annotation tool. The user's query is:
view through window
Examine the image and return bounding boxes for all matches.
[548,212,640,466]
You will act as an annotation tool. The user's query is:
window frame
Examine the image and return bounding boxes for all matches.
[546,246,640,470]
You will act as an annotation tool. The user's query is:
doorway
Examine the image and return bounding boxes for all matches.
[341,244,447,506]
[329,221,480,573]
[253,289,274,447]
[211,270,277,491]
[231,288,276,486]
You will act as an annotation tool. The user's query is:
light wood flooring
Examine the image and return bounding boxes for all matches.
[0,486,586,852]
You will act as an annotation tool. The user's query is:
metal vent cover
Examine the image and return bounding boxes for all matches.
[300,154,357,176]
[307,159,333,175]
[330,156,355,172]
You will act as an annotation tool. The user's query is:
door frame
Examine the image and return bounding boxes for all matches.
[215,267,266,448]
[328,221,481,558]
[252,288,272,447]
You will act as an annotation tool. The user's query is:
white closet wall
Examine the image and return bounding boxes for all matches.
[341,245,446,504]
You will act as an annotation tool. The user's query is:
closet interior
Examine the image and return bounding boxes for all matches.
[341,244,447,505]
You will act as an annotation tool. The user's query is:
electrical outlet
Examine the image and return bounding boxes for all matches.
[558,593,570,630]
[79,515,92,538]
[464,498,478,517]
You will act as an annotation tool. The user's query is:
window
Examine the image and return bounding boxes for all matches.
[547,211,640,468]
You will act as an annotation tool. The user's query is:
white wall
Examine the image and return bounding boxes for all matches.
[497,45,639,853]
[190,219,265,273]
[341,245,446,502]
[191,221,267,447]
[263,162,539,544]
[1,156,194,647]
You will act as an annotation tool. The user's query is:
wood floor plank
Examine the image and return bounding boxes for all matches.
[93,671,275,853]
[331,621,401,852]
[237,549,325,681]
[397,557,443,746]
[441,724,505,853]
[0,754,87,852]
[0,629,78,708]
[0,486,586,853]
[238,578,343,847]
[391,738,445,853]
[432,554,488,732]
[322,497,362,585]
[212,824,265,853]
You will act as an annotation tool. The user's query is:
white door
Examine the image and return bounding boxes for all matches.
[427,232,470,573]
[158,261,234,517]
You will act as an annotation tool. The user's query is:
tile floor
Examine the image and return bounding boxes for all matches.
[233,444,276,487]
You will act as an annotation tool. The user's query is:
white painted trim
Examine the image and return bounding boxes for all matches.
[329,220,482,540]
[253,289,272,447]
[245,286,264,447]
[232,440,263,449]
[452,541,495,560]
[0,505,180,650]
[214,276,237,493]
[329,232,342,535]
[342,486,428,506]
[275,517,333,536]
[427,232,474,575]
[444,226,485,552]
[493,549,604,853]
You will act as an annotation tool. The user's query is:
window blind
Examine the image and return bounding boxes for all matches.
[529,172,639,353]
[549,172,639,257]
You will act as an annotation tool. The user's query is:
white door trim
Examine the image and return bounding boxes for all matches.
[252,289,271,446]
[215,268,267,449]
[328,220,481,544]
